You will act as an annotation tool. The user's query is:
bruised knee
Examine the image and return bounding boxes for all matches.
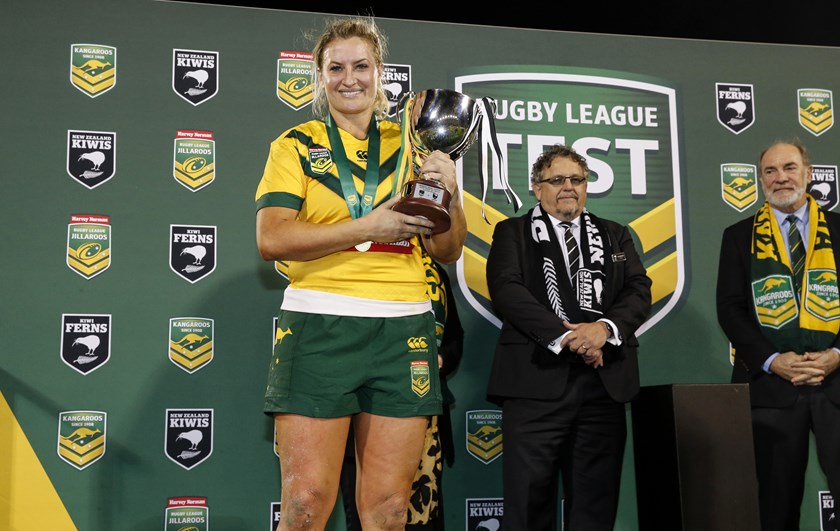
[359,490,411,530]
[280,487,333,529]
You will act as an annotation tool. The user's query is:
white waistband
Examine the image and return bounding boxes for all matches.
[280,287,432,317]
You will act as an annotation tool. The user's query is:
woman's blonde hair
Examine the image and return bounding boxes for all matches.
[309,16,389,119]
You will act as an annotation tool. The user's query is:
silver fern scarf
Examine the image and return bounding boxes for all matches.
[529,204,607,321]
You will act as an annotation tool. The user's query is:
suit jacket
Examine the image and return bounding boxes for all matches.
[485,212,652,404]
[716,210,840,408]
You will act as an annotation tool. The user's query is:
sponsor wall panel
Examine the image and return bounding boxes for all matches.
[2,1,840,529]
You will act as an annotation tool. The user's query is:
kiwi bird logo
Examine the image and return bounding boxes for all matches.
[811,182,832,200]
[760,278,787,292]
[78,151,106,171]
[176,429,203,450]
[180,245,207,264]
[725,101,747,118]
[73,335,100,355]
[183,69,209,89]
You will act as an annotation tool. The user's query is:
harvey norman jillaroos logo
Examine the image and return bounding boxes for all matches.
[169,317,214,373]
[61,313,111,375]
[805,270,840,321]
[308,147,333,175]
[164,496,209,531]
[67,214,111,279]
[809,165,839,211]
[67,130,116,189]
[720,163,757,212]
[410,360,431,397]
[70,44,116,97]
[798,88,833,136]
[466,409,502,464]
[751,274,798,329]
[174,130,215,191]
[165,408,213,470]
[170,224,216,283]
[172,48,219,106]
[57,410,106,470]
[382,63,411,118]
[453,67,684,334]
[277,51,314,110]
[716,82,754,134]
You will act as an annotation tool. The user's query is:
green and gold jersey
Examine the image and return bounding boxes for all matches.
[255,118,427,302]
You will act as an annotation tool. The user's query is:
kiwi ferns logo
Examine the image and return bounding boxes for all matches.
[61,313,111,375]
[277,51,314,110]
[173,49,218,106]
[466,409,503,464]
[383,63,411,118]
[716,82,754,134]
[799,88,833,136]
[721,163,757,212]
[57,410,106,470]
[67,130,116,189]
[169,317,214,373]
[165,409,213,470]
[67,214,111,279]
[809,165,839,211]
[174,130,215,191]
[170,224,216,283]
[165,496,209,531]
[70,44,116,97]
[454,67,685,335]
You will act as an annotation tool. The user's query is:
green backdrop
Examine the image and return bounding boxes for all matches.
[3,1,840,529]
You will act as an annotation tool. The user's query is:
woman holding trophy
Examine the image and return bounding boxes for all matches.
[255,15,466,531]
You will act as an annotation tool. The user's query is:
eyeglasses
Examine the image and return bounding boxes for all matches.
[536,175,587,186]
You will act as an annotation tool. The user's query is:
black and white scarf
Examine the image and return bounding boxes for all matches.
[528,204,608,322]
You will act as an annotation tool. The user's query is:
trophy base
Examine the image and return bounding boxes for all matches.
[393,179,451,234]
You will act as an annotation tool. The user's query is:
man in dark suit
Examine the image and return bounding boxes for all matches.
[717,139,840,531]
[486,144,652,531]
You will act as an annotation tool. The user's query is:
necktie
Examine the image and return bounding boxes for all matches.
[786,214,805,295]
[560,222,580,282]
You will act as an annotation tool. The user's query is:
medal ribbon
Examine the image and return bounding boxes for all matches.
[325,113,381,219]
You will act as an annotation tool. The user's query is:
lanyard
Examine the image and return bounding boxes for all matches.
[325,113,381,219]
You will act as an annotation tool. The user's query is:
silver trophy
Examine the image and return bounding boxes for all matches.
[393,89,486,234]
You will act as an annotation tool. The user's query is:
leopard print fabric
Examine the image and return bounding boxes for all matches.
[406,416,442,525]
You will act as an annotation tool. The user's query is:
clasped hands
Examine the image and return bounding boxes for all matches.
[771,349,840,386]
[560,320,611,368]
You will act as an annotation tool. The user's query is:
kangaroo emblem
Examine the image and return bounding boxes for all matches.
[760,278,787,293]
[177,333,209,348]
[275,327,293,344]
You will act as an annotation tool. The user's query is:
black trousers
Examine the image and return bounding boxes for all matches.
[752,388,840,531]
[501,367,626,531]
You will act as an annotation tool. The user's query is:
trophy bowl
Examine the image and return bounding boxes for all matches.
[393,89,486,234]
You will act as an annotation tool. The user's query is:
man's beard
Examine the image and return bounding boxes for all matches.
[763,183,806,210]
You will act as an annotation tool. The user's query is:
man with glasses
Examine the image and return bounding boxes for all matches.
[485,143,652,530]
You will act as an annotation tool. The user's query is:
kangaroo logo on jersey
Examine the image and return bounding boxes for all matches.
[716,83,754,134]
[173,49,218,106]
[67,214,111,279]
[810,165,839,211]
[466,409,503,464]
[174,130,215,191]
[57,410,106,470]
[169,317,214,373]
[382,63,411,118]
[165,408,213,470]
[799,88,833,136]
[277,51,314,110]
[721,163,757,212]
[165,496,209,531]
[67,130,116,189]
[70,44,116,97]
[61,313,111,375]
[454,67,684,335]
[170,224,216,283]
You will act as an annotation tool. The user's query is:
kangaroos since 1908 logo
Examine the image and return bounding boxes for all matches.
[454,67,685,335]
[170,224,216,283]
[798,88,833,136]
[70,44,116,97]
[169,317,214,373]
[57,410,106,470]
[721,163,757,212]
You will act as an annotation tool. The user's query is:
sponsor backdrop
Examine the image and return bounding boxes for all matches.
[3,1,840,529]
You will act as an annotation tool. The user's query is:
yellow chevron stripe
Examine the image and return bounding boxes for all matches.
[629,198,675,253]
